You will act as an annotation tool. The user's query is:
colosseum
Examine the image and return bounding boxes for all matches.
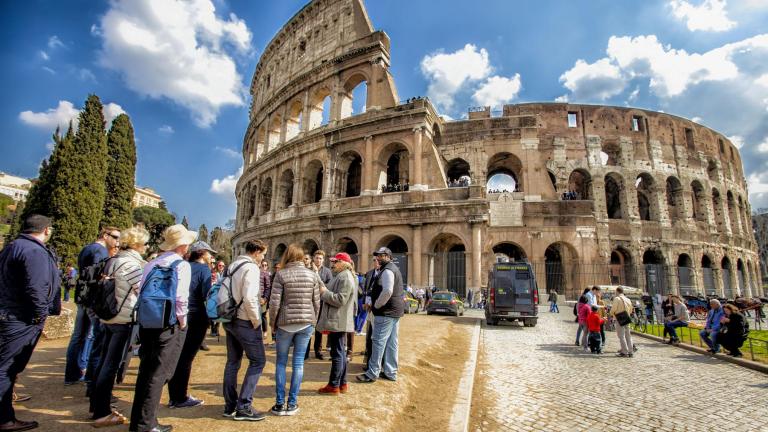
[233,0,763,300]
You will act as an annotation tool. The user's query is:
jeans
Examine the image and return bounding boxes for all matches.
[167,316,208,404]
[64,305,93,382]
[588,332,602,353]
[575,323,583,345]
[274,325,313,406]
[223,319,266,412]
[90,324,132,418]
[700,329,720,352]
[365,315,399,380]
[577,323,588,348]
[616,324,633,355]
[328,332,348,387]
[549,301,559,313]
[84,310,105,390]
[0,320,42,424]
[354,298,368,333]
[664,320,688,340]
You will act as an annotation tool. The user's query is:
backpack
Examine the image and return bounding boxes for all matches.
[136,260,182,329]
[743,317,750,336]
[91,260,133,321]
[75,257,111,306]
[206,261,249,322]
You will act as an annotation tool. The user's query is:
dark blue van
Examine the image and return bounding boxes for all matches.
[484,262,539,326]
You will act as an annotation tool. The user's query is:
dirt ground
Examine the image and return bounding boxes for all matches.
[13,312,476,432]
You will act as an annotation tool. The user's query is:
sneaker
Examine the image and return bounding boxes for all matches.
[314,352,326,360]
[339,384,349,394]
[616,353,628,357]
[12,393,32,403]
[378,372,397,382]
[199,343,210,352]
[356,374,376,383]
[222,410,236,418]
[318,385,340,395]
[270,403,286,416]
[233,408,266,421]
[171,396,204,409]
[284,404,299,416]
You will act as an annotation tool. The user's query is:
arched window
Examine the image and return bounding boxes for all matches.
[636,173,657,221]
[677,254,695,295]
[567,169,592,200]
[446,158,471,187]
[604,173,625,219]
[285,100,303,141]
[666,176,684,221]
[277,170,294,210]
[308,87,331,130]
[302,160,324,204]
[341,74,368,119]
[691,181,706,222]
[268,114,282,150]
[487,152,523,193]
[379,143,409,192]
[259,178,273,214]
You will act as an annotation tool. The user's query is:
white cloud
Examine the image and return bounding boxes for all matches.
[472,74,522,108]
[78,68,96,82]
[420,44,493,111]
[90,24,101,36]
[670,0,736,32]
[559,58,626,101]
[97,0,252,127]
[210,166,242,200]
[19,100,126,131]
[728,135,745,149]
[39,50,49,61]
[757,137,768,153]
[158,125,175,134]
[215,146,240,158]
[42,66,56,75]
[757,73,768,87]
[47,35,65,50]
[45,142,55,151]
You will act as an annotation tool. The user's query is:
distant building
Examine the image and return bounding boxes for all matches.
[133,186,162,208]
[0,172,31,202]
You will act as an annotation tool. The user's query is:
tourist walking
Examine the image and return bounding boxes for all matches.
[0,215,60,432]
[357,247,404,383]
[576,296,590,351]
[89,227,148,428]
[128,224,196,432]
[63,264,77,302]
[611,286,635,358]
[222,240,268,422]
[719,304,747,358]
[663,295,690,345]
[548,291,559,313]
[166,241,217,409]
[700,299,724,354]
[268,244,321,416]
[64,226,121,386]
[317,253,358,395]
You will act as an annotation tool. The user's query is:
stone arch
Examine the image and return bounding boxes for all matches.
[642,248,667,296]
[428,233,467,296]
[432,123,442,146]
[259,177,273,214]
[254,124,267,160]
[712,188,726,233]
[268,113,283,150]
[604,172,626,219]
[601,138,621,166]
[567,169,592,200]
[727,191,740,235]
[248,185,259,220]
[378,142,410,190]
[337,150,363,198]
[272,243,287,264]
[547,169,557,193]
[335,236,360,268]
[277,169,295,210]
[341,72,369,119]
[707,159,719,182]
[690,180,706,222]
[302,159,324,204]
[610,246,636,287]
[446,158,471,185]
[487,152,523,192]
[376,233,410,284]
[701,254,716,295]
[737,195,747,235]
[677,253,695,295]
[721,256,733,298]
[302,238,319,255]
[308,86,332,129]
[285,99,304,141]
[666,176,685,221]
[492,242,527,262]
[636,172,658,221]
[543,242,579,298]
[736,258,746,296]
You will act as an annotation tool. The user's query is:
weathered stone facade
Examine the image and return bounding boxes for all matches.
[234,0,762,300]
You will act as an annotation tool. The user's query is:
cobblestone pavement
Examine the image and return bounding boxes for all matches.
[470,310,768,432]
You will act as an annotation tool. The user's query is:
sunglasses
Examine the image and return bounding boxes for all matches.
[108,233,120,240]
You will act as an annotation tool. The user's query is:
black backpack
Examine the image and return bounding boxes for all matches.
[91,260,133,321]
[75,257,110,306]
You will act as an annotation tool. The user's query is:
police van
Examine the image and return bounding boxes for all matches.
[484,262,538,327]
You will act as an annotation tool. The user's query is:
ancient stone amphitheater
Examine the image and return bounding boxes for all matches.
[233,0,762,300]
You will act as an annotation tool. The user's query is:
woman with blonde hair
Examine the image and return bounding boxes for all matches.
[317,253,358,395]
[268,244,322,416]
[89,226,149,428]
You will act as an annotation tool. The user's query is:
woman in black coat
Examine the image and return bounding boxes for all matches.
[719,303,747,358]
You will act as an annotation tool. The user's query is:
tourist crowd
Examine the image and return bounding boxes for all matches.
[0,215,406,431]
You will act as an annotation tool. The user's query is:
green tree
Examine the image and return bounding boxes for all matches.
[181,215,189,229]
[49,95,108,265]
[133,206,176,251]
[0,193,13,222]
[102,114,136,229]
[198,223,209,243]
[210,226,233,264]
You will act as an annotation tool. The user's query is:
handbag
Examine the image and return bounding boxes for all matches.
[615,311,631,326]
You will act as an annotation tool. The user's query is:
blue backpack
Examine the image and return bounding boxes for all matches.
[137,260,182,329]
[206,261,249,322]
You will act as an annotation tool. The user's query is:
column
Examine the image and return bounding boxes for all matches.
[411,126,427,191]
[471,221,483,297]
[363,135,376,195]
[361,226,371,274]
[411,223,423,289]
[291,159,300,207]
[300,90,311,133]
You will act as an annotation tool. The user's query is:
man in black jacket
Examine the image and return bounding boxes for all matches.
[357,247,404,383]
[0,215,60,431]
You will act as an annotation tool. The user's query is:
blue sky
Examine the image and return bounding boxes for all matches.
[2,0,768,229]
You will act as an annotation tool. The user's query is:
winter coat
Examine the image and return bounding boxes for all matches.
[316,268,357,333]
[102,249,145,325]
[577,302,591,324]
[0,234,60,324]
[269,261,322,328]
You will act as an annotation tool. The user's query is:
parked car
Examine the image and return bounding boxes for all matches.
[485,262,538,327]
[426,291,465,316]
[404,291,420,314]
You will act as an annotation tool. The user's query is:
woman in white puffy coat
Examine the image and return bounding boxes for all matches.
[89,227,148,428]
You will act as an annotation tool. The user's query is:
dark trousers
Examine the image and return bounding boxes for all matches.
[90,323,132,418]
[588,332,602,353]
[327,332,347,387]
[346,332,354,355]
[223,319,265,412]
[0,320,42,424]
[167,317,208,404]
[363,320,373,367]
[129,326,186,432]
[64,305,92,382]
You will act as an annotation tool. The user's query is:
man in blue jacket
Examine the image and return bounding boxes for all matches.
[0,214,61,431]
[700,299,725,354]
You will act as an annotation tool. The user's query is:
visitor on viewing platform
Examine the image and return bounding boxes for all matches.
[561,191,581,200]
[381,182,410,193]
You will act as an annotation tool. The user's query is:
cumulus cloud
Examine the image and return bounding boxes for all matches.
[19,100,127,131]
[472,74,522,108]
[210,166,242,200]
[47,35,65,50]
[420,44,493,111]
[670,0,736,32]
[97,0,252,127]
[215,146,240,158]
[559,58,626,101]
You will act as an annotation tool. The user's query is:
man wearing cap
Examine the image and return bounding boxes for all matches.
[357,247,404,383]
[0,215,60,431]
[166,241,217,409]
[129,224,196,432]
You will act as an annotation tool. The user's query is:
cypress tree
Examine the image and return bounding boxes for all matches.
[102,114,136,229]
[198,224,209,243]
[50,94,108,265]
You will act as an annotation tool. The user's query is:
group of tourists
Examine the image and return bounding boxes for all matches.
[380,183,410,193]
[696,299,749,357]
[572,286,636,357]
[560,191,582,200]
[0,214,406,432]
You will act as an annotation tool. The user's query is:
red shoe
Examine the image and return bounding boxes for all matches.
[317,385,340,395]
[339,384,349,394]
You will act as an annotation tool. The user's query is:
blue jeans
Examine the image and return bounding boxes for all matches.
[664,320,688,340]
[700,328,720,352]
[64,305,92,382]
[549,301,559,313]
[354,298,368,333]
[90,323,131,418]
[365,315,399,380]
[223,319,266,412]
[274,325,313,406]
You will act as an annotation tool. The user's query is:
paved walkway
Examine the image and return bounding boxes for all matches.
[470,310,768,432]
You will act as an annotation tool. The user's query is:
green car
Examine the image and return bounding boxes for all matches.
[426,291,465,316]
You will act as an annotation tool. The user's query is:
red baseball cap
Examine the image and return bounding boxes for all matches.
[330,252,353,264]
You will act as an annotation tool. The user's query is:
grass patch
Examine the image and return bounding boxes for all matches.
[636,323,768,363]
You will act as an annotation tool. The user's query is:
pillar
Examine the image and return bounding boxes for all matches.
[411,223,423,288]
[363,135,376,195]
[411,126,427,191]
[471,221,483,297]
[361,226,371,274]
